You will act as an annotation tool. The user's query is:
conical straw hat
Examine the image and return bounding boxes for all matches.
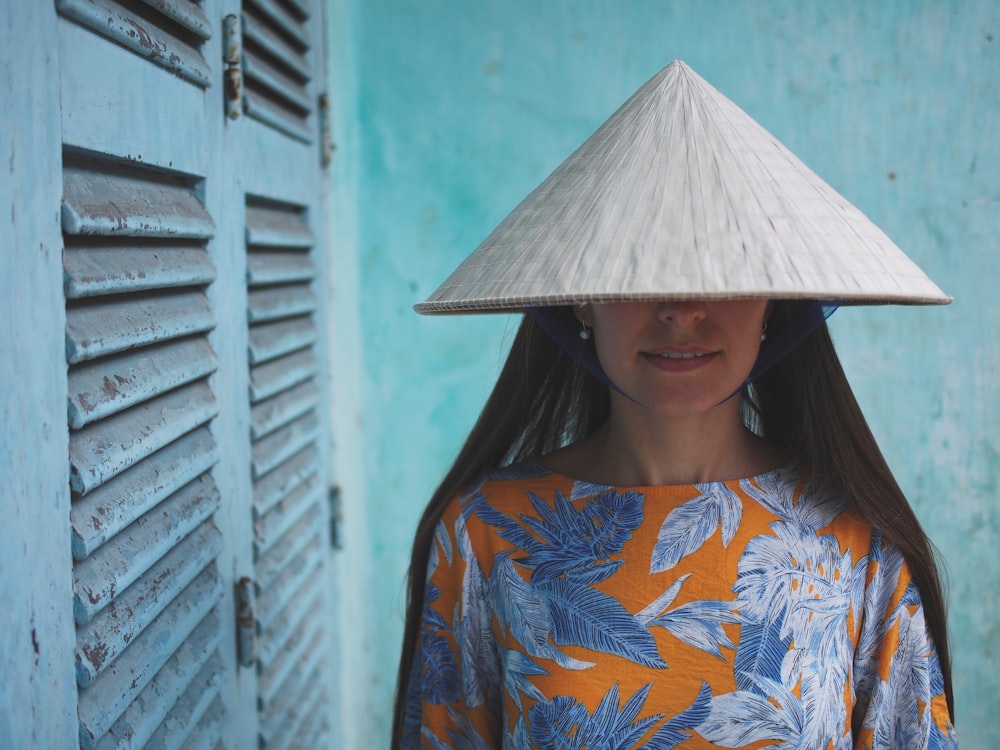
[415,60,950,314]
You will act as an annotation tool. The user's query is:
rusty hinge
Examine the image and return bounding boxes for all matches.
[328,485,342,550]
[235,576,256,668]
[223,14,242,120]
[318,92,336,168]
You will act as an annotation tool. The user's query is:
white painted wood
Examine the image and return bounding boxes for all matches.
[0,4,78,748]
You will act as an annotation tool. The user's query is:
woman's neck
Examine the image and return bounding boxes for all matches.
[545,396,785,487]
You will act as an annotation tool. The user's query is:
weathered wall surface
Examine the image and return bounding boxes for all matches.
[1,3,77,747]
[347,1,998,745]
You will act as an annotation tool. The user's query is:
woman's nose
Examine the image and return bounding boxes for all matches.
[656,301,706,326]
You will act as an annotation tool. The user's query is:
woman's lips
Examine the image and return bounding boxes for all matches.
[641,349,719,373]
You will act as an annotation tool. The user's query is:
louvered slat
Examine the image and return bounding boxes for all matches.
[245,195,330,746]
[290,685,330,750]
[243,51,312,113]
[249,347,318,403]
[248,317,317,364]
[71,427,218,559]
[64,244,216,299]
[94,649,224,750]
[250,379,319,440]
[247,284,316,322]
[76,523,223,685]
[253,506,322,600]
[170,695,226,750]
[63,164,214,238]
[255,548,320,635]
[247,251,315,285]
[68,338,217,428]
[241,12,309,81]
[245,203,313,247]
[73,477,220,624]
[256,661,320,747]
[69,381,218,494]
[240,0,313,143]
[77,578,224,748]
[137,0,211,39]
[251,444,318,518]
[65,157,226,749]
[251,411,320,479]
[66,292,215,364]
[244,0,309,50]
[257,562,323,663]
[255,604,324,708]
[253,475,322,553]
[57,0,211,86]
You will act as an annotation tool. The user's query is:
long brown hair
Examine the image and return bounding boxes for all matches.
[392,301,953,744]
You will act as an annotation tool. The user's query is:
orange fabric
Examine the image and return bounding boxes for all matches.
[402,463,956,749]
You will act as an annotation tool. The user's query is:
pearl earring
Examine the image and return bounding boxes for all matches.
[761,321,768,342]
[579,320,592,340]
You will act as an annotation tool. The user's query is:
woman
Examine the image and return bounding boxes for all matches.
[395,62,956,748]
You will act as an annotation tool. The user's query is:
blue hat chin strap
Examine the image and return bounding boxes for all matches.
[526,301,842,405]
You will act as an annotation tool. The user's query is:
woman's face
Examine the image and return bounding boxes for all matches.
[581,299,769,416]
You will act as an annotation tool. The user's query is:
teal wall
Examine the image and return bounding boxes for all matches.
[341,1,998,745]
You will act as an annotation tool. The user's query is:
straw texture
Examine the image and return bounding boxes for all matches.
[415,60,950,314]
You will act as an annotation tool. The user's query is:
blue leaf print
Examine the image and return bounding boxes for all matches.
[443,705,496,750]
[517,489,644,585]
[697,676,803,748]
[528,684,663,750]
[419,630,461,705]
[649,598,741,659]
[869,606,929,749]
[420,727,453,750]
[529,695,590,750]
[502,649,548,712]
[854,533,905,705]
[401,655,425,749]
[538,578,668,669]
[650,483,742,574]
[641,682,712,750]
[740,468,845,530]
[796,657,853,749]
[490,554,594,670]
[734,521,854,642]
[733,618,788,696]
[569,479,612,502]
[732,520,861,745]
[423,582,449,632]
[506,716,530,749]
[434,519,453,567]
[459,461,554,507]
[455,513,500,709]
[636,574,687,626]
[640,574,741,658]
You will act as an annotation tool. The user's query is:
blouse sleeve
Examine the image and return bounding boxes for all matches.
[400,508,503,749]
[852,532,958,749]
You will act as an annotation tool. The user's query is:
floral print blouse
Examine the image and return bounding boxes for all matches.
[402,462,957,749]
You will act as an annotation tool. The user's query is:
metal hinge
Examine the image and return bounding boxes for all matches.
[235,576,256,668]
[328,485,343,550]
[318,92,336,167]
[223,14,242,120]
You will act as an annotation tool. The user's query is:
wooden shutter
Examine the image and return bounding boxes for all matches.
[64,153,227,749]
[56,0,213,86]
[237,0,315,142]
[55,0,335,744]
[243,199,330,747]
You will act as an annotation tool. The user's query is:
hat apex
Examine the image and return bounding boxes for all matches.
[416,60,951,314]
